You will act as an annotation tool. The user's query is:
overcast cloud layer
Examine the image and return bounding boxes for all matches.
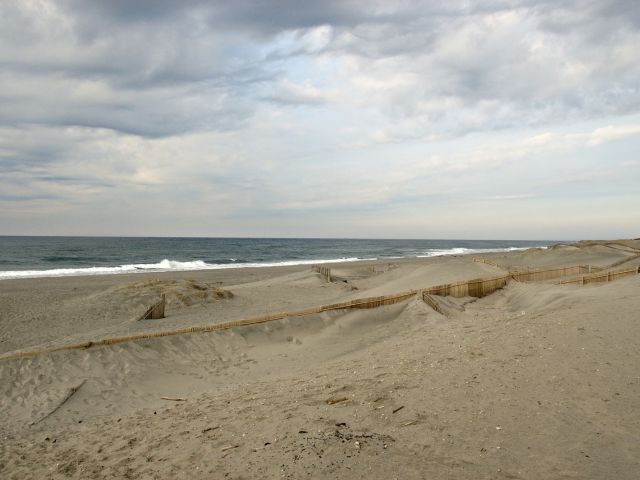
[1,0,639,239]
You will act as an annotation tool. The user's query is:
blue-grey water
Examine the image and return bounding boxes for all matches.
[0,237,555,280]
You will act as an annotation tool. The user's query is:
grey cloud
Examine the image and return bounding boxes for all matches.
[3,0,638,140]
[34,175,115,188]
[0,2,272,137]
[0,193,60,201]
[71,0,367,35]
[0,127,76,172]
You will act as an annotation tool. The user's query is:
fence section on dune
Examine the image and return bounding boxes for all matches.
[474,253,640,277]
[311,265,332,282]
[473,257,601,281]
[473,257,508,269]
[0,289,420,361]
[557,266,640,285]
[509,265,592,282]
[422,293,444,314]
[422,275,510,299]
[138,294,166,320]
[420,275,510,316]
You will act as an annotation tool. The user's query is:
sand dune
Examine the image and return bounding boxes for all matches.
[1,241,639,479]
[486,240,640,270]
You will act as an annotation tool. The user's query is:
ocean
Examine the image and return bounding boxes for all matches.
[0,237,555,280]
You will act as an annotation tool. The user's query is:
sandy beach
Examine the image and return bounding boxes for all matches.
[1,240,639,479]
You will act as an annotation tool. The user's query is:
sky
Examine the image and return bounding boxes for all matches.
[1,0,639,240]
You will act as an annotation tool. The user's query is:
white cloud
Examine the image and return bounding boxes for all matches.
[267,78,335,105]
[588,125,640,145]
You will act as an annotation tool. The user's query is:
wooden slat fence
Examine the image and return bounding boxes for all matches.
[422,293,444,314]
[422,275,510,299]
[138,294,166,320]
[311,265,332,282]
[473,257,595,280]
[510,265,592,282]
[558,266,640,285]
[473,257,507,269]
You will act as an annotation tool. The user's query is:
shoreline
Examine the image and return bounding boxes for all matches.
[0,245,550,281]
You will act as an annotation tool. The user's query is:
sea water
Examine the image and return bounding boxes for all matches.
[0,237,554,280]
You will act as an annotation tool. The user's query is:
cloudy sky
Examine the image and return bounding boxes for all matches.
[1,0,639,240]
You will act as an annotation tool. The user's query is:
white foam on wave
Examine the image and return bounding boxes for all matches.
[0,257,372,280]
[416,246,536,258]
[0,259,209,280]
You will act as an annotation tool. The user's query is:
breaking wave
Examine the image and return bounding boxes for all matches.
[0,257,368,280]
